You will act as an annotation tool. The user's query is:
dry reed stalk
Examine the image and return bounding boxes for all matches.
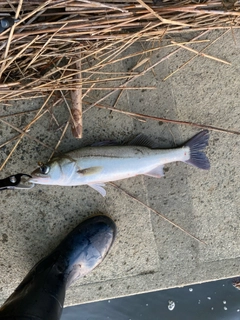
[109,182,206,245]
[0,134,21,149]
[0,91,54,170]
[82,30,210,114]
[66,0,129,13]
[92,103,240,136]
[0,116,52,149]
[0,0,23,79]
[0,108,40,119]
[0,0,239,166]
[171,40,231,65]
[49,119,70,160]
[70,55,83,138]
[164,29,230,81]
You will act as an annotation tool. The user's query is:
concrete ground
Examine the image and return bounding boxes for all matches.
[1,29,240,307]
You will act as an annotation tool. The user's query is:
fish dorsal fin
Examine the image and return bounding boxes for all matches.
[128,134,157,149]
[144,165,164,178]
[90,135,157,148]
[91,140,120,147]
[88,183,106,197]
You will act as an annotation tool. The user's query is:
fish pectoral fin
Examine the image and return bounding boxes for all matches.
[88,183,106,197]
[144,165,164,178]
[77,166,102,176]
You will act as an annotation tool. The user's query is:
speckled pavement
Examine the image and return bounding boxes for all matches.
[1,30,240,306]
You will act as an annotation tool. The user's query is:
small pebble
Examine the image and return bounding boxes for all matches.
[168,300,175,311]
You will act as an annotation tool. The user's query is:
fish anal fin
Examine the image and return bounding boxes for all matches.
[144,165,164,178]
[88,183,106,197]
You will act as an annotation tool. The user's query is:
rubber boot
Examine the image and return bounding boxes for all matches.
[0,215,116,320]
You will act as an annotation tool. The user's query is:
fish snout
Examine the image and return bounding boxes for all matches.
[28,169,52,185]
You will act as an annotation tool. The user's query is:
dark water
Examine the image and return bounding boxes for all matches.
[62,278,240,320]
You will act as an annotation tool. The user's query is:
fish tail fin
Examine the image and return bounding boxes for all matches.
[184,130,210,170]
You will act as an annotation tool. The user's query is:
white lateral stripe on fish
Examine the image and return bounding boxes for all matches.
[29,130,210,196]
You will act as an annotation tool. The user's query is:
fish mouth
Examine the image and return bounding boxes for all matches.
[28,174,50,184]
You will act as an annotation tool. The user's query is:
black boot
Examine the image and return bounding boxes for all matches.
[0,215,116,320]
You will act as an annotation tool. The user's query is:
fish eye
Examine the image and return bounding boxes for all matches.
[40,165,50,175]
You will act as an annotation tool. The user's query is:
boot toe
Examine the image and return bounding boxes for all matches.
[64,215,116,287]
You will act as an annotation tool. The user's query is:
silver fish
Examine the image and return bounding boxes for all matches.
[29,130,210,196]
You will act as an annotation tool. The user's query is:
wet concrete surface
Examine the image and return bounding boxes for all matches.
[1,30,240,306]
[62,278,240,320]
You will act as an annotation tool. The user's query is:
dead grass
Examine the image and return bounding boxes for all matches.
[0,0,240,170]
